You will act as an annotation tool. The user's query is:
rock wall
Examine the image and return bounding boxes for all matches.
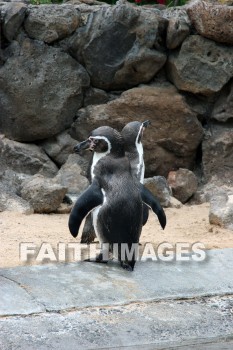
[0,0,233,215]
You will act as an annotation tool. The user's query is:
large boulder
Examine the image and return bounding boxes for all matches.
[211,80,233,122]
[0,38,90,142]
[187,0,233,45]
[166,18,190,49]
[202,122,233,186]
[0,183,33,214]
[1,2,27,41]
[72,83,203,177]
[144,176,172,207]
[0,169,31,195]
[162,5,191,25]
[0,136,58,177]
[54,154,89,195]
[209,190,233,230]
[167,35,233,95]
[84,87,110,107]
[20,175,67,213]
[192,182,233,205]
[39,131,78,167]
[167,168,198,203]
[66,3,167,90]
[24,4,81,43]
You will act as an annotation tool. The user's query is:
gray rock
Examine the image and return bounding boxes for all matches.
[54,154,89,195]
[0,183,33,214]
[20,175,67,213]
[162,5,191,26]
[72,83,203,177]
[84,87,109,107]
[1,2,26,41]
[169,196,183,208]
[0,169,31,194]
[184,93,216,122]
[166,18,190,49]
[212,81,233,122]
[167,168,198,203]
[67,3,167,90]
[209,191,233,230]
[187,0,233,45]
[0,38,90,142]
[144,176,171,207]
[191,182,233,205]
[167,35,233,95]
[24,4,80,44]
[0,136,58,177]
[0,48,5,66]
[202,122,233,186]
[55,202,73,214]
[39,131,78,167]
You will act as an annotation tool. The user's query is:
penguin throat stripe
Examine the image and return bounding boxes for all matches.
[90,137,112,180]
[135,124,144,183]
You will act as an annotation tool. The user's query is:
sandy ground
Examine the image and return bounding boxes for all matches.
[0,203,232,268]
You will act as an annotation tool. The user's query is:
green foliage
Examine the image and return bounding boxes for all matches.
[167,0,188,6]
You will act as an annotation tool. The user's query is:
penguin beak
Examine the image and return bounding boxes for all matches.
[73,139,92,153]
[142,120,151,128]
[73,138,98,153]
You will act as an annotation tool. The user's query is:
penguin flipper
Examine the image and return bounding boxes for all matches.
[68,181,103,238]
[140,184,166,230]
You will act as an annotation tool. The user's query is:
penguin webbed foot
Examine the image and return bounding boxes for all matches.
[84,253,108,264]
[81,214,96,244]
[120,260,135,271]
[81,236,97,244]
[96,252,108,263]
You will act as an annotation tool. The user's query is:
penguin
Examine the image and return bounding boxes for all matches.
[121,120,151,226]
[69,126,143,271]
[69,126,166,271]
[80,120,153,243]
[121,120,150,183]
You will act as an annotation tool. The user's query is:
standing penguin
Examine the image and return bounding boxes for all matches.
[121,120,150,183]
[69,126,166,271]
[69,126,143,271]
[121,120,151,226]
[80,120,154,243]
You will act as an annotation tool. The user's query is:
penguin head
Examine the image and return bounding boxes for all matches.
[121,120,151,150]
[74,126,125,157]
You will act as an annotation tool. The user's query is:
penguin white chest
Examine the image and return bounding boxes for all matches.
[90,136,112,180]
[136,142,145,183]
[91,152,107,180]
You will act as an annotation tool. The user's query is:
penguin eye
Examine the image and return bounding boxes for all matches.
[89,137,99,145]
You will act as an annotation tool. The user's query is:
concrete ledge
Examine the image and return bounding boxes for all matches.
[0,249,233,316]
[0,276,44,316]
[0,249,233,349]
[0,296,232,349]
